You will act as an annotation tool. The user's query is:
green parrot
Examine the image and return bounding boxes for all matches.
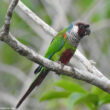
[16,22,90,108]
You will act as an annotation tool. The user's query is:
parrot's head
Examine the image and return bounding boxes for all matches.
[68,22,91,38]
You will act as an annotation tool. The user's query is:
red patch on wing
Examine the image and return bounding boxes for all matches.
[59,49,74,64]
[63,33,66,39]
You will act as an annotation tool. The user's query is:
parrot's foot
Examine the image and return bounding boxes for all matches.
[67,63,73,67]
[71,67,76,77]
[72,67,75,72]
[56,61,65,75]
[57,61,65,69]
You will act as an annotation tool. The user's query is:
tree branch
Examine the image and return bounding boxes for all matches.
[0,0,110,93]
[0,31,110,93]
[17,1,57,37]
[3,0,19,34]
[15,1,104,77]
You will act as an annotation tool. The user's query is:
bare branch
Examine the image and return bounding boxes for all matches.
[0,32,110,93]
[0,0,110,94]
[17,1,57,37]
[15,1,105,77]
[3,0,19,34]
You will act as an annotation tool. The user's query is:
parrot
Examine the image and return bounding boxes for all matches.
[16,22,90,108]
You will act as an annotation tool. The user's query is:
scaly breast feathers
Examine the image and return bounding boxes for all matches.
[59,49,74,64]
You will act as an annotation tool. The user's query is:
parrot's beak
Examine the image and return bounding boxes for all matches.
[85,24,91,36]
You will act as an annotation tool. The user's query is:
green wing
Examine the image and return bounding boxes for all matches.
[44,27,68,59]
[34,27,68,74]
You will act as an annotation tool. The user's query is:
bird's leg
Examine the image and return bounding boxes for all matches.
[57,61,65,69]
[56,61,65,75]
[67,63,73,67]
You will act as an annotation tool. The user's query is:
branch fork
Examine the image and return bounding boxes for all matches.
[0,0,110,94]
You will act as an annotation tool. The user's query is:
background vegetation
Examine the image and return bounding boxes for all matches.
[0,0,110,110]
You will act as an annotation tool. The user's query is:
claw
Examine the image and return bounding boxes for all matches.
[56,61,65,75]
[57,61,64,69]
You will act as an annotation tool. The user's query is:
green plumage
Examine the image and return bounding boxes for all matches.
[45,27,76,61]
[16,27,76,109]
[16,22,90,109]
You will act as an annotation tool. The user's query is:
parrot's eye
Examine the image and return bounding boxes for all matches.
[76,22,90,37]
[79,24,84,29]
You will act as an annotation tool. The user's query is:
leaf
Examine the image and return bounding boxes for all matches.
[40,91,71,102]
[86,103,97,110]
[68,93,85,110]
[91,86,107,97]
[55,79,87,93]
[68,93,98,110]
[98,94,110,106]
[84,94,99,105]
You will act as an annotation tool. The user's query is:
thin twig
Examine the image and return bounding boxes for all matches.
[3,0,19,34]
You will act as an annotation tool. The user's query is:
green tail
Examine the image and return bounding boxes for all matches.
[16,68,48,109]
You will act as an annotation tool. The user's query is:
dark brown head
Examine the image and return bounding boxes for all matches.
[67,22,90,46]
[76,22,91,37]
[68,22,91,38]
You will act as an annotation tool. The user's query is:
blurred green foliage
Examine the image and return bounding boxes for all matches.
[75,0,93,12]
[40,76,110,110]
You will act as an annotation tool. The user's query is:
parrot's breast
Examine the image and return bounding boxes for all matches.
[59,49,74,64]
[51,39,76,64]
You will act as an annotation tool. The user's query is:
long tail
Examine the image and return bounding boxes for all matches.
[16,69,49,109]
